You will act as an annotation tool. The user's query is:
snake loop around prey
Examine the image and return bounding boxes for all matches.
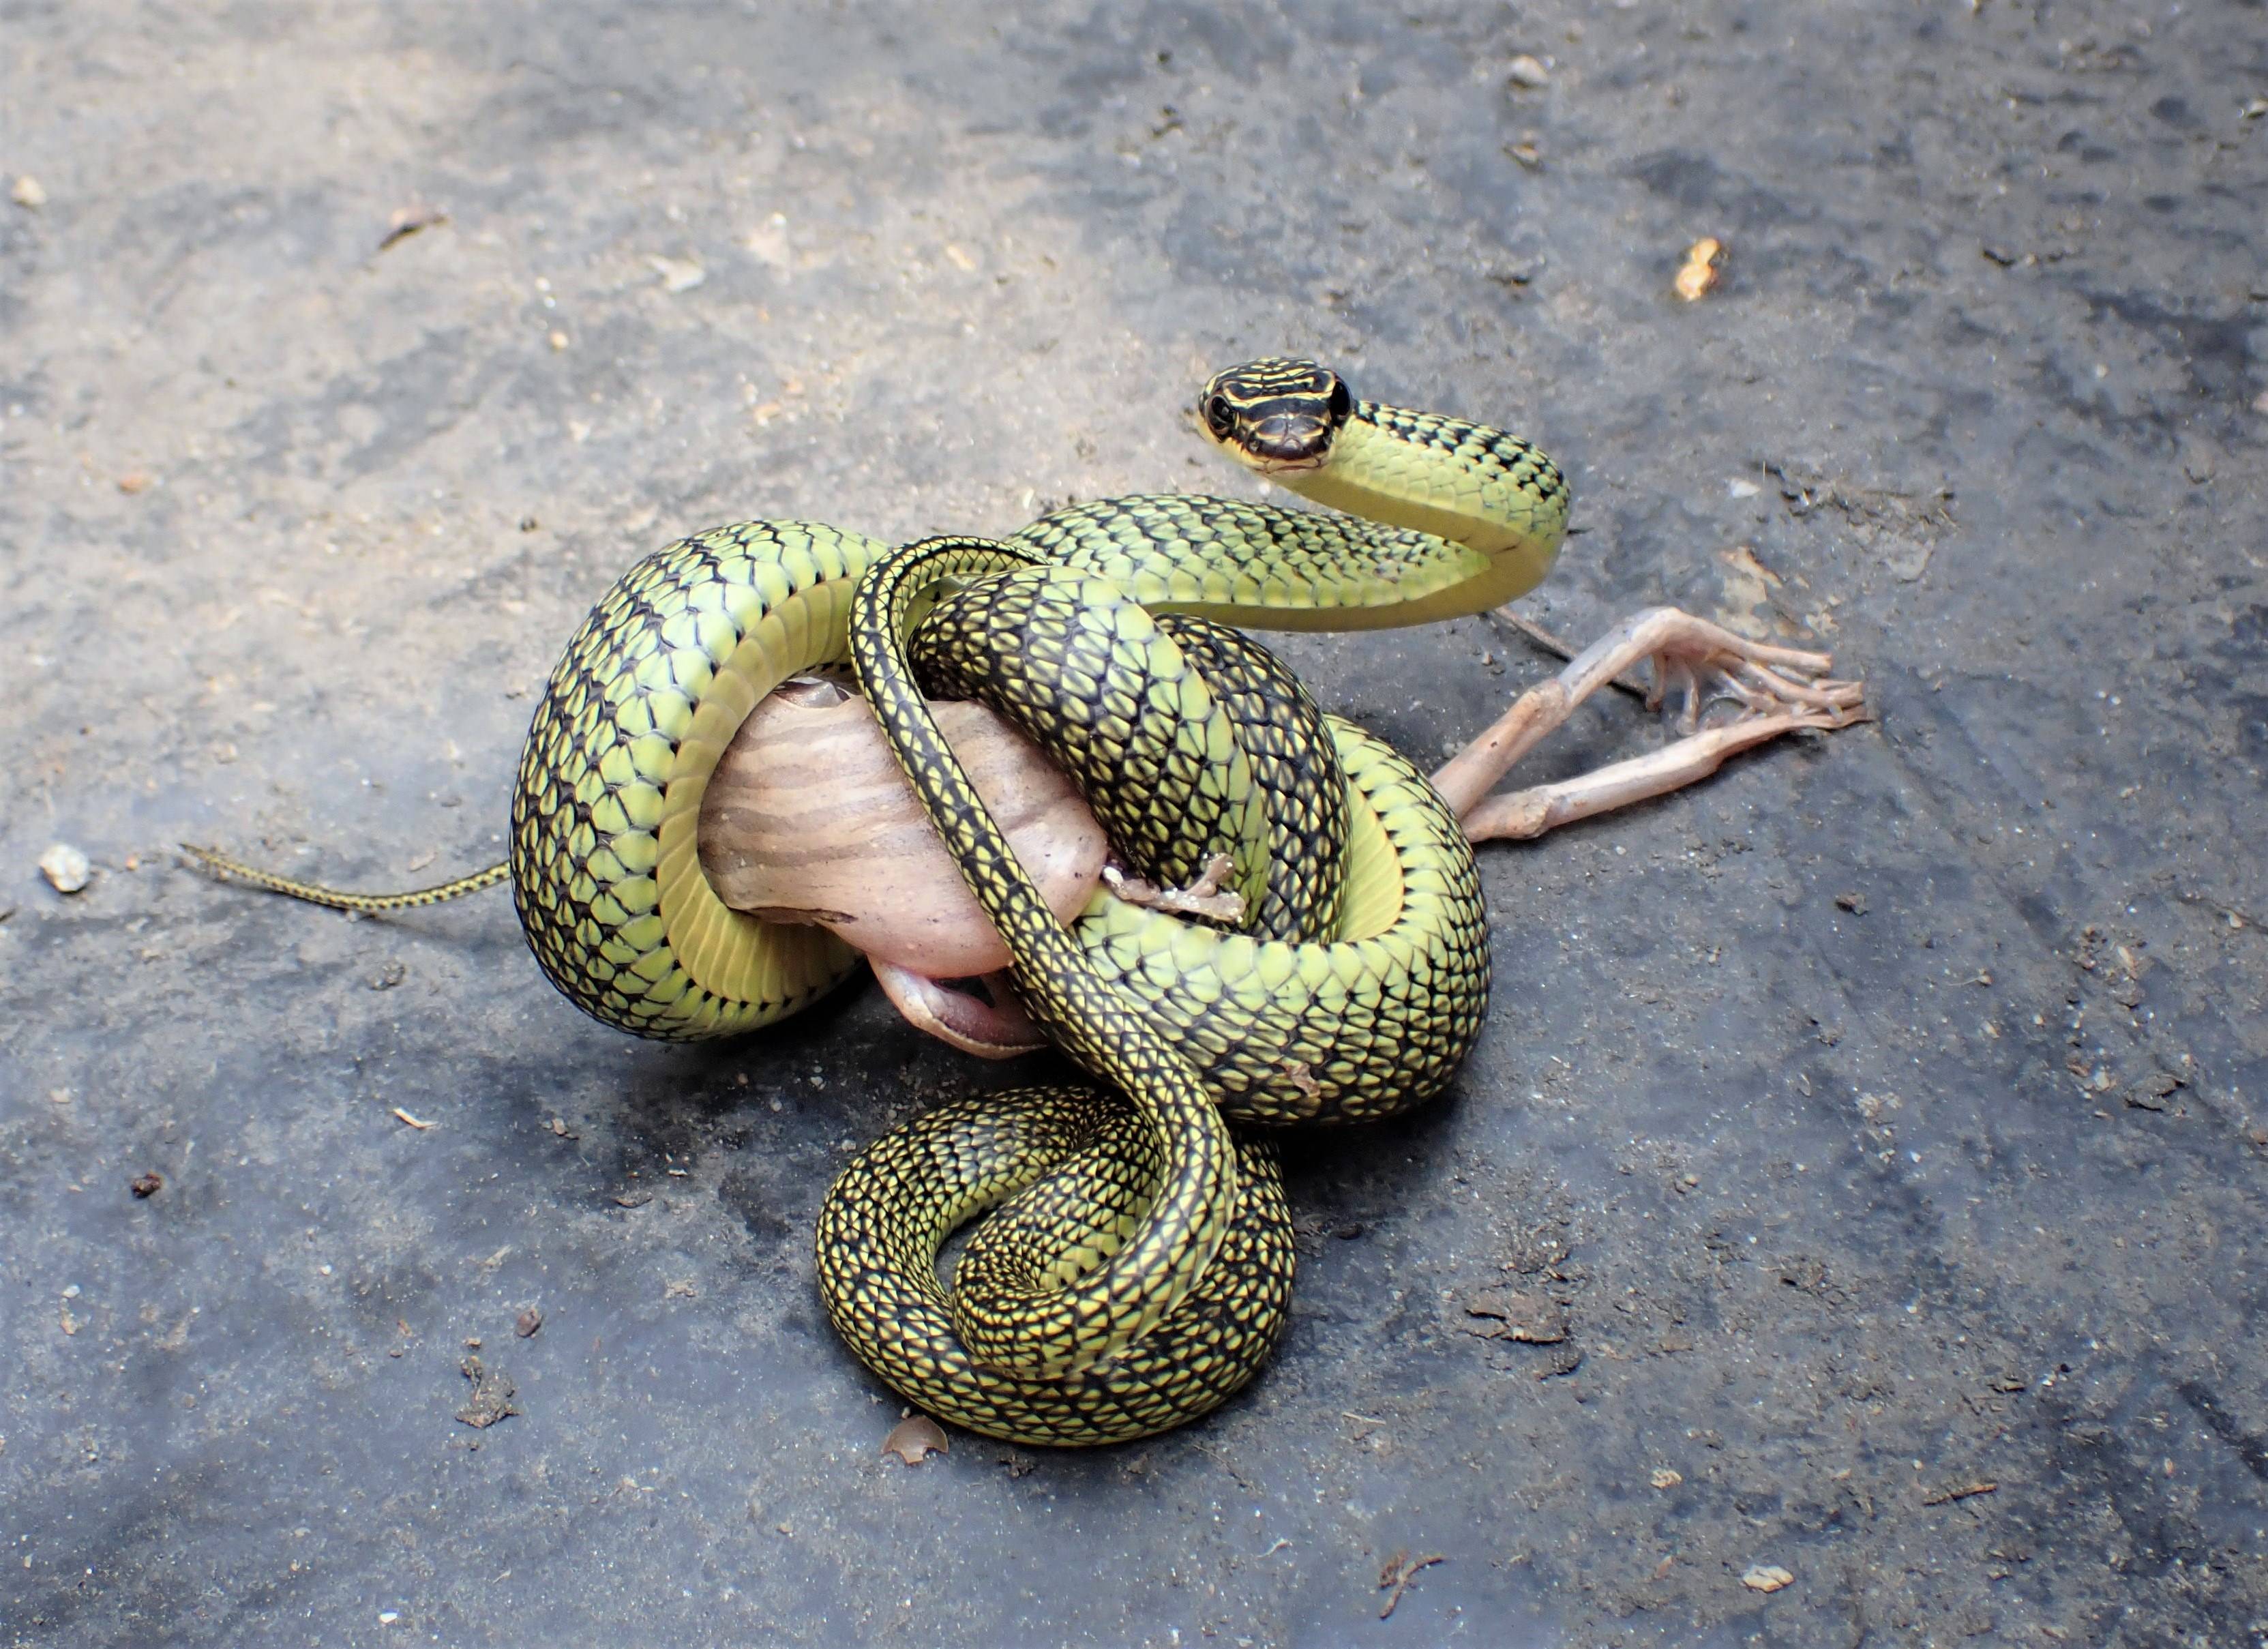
[185,357,1572,1442]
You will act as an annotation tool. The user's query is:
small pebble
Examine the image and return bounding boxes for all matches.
[39,844,91,893]
[1507,54,1551,87]
[11,175,46,209]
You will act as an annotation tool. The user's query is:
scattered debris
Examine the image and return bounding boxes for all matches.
[1835,891,1868,915]
[1464,1287,1569,1343]
[550,1117,579,1140]
[390,1108,436,1131]
[1279,1060,1322,1101]
[997,1449,1036,1479]
[130,1172,164,1199]
[663,1279,697,1299]
[647,254,707,293]
[1921,1479,1998,1506]
[1674,237,1725,301]
[1503,137,1543,170]
[39,844,92,893]
[454,1356,521,1427]
[1650,1468,1683,1489]
[370,960,407,990]
[514,1307,543,1339]
[12,175,46,209]
[1377,1549,1444,1618]
[1742,1563,1794,1593]
[882,1414,949,1465]
[378,205,447,252]
[613,1191,652,1209]
[1506,54,1551,88]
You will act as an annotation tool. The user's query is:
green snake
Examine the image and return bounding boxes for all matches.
[185,357,1570,1444]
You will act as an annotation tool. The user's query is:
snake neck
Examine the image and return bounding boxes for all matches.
[1270,402,1570,619]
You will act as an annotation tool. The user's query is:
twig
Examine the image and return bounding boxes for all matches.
[391,1107,437,1131]
[1920,1480,1997,1506]
[1377,1550,1444,1618]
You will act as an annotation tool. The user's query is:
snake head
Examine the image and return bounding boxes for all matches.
[1196,357,1356,475]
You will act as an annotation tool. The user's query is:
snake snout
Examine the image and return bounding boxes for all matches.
[1239,411,1335,470]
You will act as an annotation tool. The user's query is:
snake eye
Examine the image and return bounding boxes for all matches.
[1326,375,1353,424]
[1203,393,1236,440]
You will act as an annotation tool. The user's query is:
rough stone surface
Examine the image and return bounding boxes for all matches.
[5,3,2266,1644]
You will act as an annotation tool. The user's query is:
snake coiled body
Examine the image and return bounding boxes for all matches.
[189,359,1569,1444]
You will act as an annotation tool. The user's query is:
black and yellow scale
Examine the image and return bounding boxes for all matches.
[185,358,1570,1444]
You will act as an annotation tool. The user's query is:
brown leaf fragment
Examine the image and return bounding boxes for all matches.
[514,1307,543,1339]
[1920,1479,1997,1506]
[881,1414,949,1465]
[1377,1549,1444,1618]
[130,1171,164,1199]
[1465,1287,1569,1343]
[1674,237,1725,301]
[454,1356,521,1427]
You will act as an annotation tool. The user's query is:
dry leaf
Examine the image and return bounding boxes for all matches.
[1675,237,1725,301]
[454,1356,522,1427]
[882,1414,949,1465]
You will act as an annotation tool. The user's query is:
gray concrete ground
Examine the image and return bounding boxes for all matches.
[5,2,2267,1644]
